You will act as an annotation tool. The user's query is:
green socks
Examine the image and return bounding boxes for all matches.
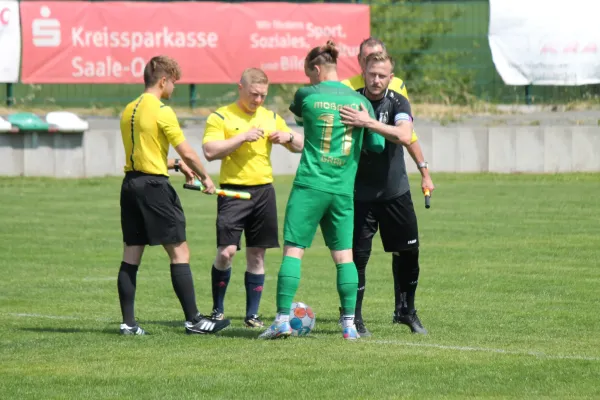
[276,256,302,314]
[337,262,359,315]
[275,259,358,317]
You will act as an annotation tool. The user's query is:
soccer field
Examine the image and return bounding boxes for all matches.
[1,173,599,399]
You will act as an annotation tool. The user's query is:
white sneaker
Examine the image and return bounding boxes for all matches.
[119,323,147,335]
[258,320,292,340]
[342,325,359,340]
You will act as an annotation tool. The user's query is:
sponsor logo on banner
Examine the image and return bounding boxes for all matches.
[488,0,600,85]
[1,7,10,25]
[0,0,21,83]
[32,5,61,47]
[20,2,369,84]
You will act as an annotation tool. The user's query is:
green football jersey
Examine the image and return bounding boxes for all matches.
[289,81,384,196]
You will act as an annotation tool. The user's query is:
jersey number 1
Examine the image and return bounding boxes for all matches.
[318,113,353,156]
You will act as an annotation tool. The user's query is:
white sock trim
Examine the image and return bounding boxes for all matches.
[276,313,290,322]
[342,315,355,328]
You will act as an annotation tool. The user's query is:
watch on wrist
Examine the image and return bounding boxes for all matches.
[288,132,294,143]
[174,158,181,172]
[418,161,428,169]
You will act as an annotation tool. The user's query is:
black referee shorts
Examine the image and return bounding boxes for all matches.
[120,172,186,246]
[353,191,419,254]
[216,183,279,249]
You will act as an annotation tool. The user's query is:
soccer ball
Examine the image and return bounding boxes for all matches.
[289,302,316,337]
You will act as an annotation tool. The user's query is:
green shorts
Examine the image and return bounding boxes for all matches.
[283,185,354,251]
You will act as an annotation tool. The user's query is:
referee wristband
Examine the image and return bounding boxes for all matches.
[174,158,180,172]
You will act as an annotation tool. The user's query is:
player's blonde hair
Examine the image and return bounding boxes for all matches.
[240,68,269,86]
[305,40,339,71]
[365,51,396,69]
[143,56,182,88]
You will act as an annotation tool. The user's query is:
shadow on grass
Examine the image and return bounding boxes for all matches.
[217,327,262,339]
[146,315,247,328]
[146,320,182,328]
[17,325,327,339]
[307,329,341,335]
[216,328,323,340]
[313,317,342,324]
[143,320,267,339]
[19,327,116,335]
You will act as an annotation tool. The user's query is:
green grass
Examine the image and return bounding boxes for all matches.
[1,173,599,399]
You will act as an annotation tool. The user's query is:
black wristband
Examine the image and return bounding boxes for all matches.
[174,158,180,172]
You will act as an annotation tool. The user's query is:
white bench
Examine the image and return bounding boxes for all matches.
[45,111,89,132]
[0,116,15,132]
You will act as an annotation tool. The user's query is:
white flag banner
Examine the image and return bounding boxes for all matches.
[488,0,600,86]
[0,0,20,83]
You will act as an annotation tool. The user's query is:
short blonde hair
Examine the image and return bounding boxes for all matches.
[359,37,387,58]
[143,56,182,88]
[240,68,269,85]
[365,51,395,69]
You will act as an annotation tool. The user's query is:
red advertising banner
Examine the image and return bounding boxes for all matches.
[20,1,370,84]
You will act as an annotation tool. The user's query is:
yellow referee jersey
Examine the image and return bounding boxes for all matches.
[341,74,418,144]
[203,103,291,186]
[341,75,409,100]
[120,94,186,176]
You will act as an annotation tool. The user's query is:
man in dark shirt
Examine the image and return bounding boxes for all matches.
[340,52,434,337]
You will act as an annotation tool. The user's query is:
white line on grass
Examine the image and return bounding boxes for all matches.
[370,340,600,361]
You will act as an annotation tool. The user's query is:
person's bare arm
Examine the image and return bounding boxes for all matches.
[157,105,215,193]
[203,128,263,161]
[367,119,413,147]
[285,131,304,153]
[167,159,196,184]
[268,131,304,153]
[174,141,215,193]
[340,105,413,146]
[406,140,435,194]
[167,158,178,170]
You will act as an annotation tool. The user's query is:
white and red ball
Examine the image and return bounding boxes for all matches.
[289,302,316,336]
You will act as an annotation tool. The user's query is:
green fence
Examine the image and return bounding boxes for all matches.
[2,0,599,109]
[365,0,600,105]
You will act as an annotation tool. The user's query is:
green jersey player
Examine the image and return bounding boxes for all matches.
[259,40,385,340]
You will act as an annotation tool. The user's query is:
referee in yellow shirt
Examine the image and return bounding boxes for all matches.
[202,68,303,328]
[118,55,230,336]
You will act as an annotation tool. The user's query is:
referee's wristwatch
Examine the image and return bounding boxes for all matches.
[174,158,181,172]
[418,161,429,170]
[288,132,295,143]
